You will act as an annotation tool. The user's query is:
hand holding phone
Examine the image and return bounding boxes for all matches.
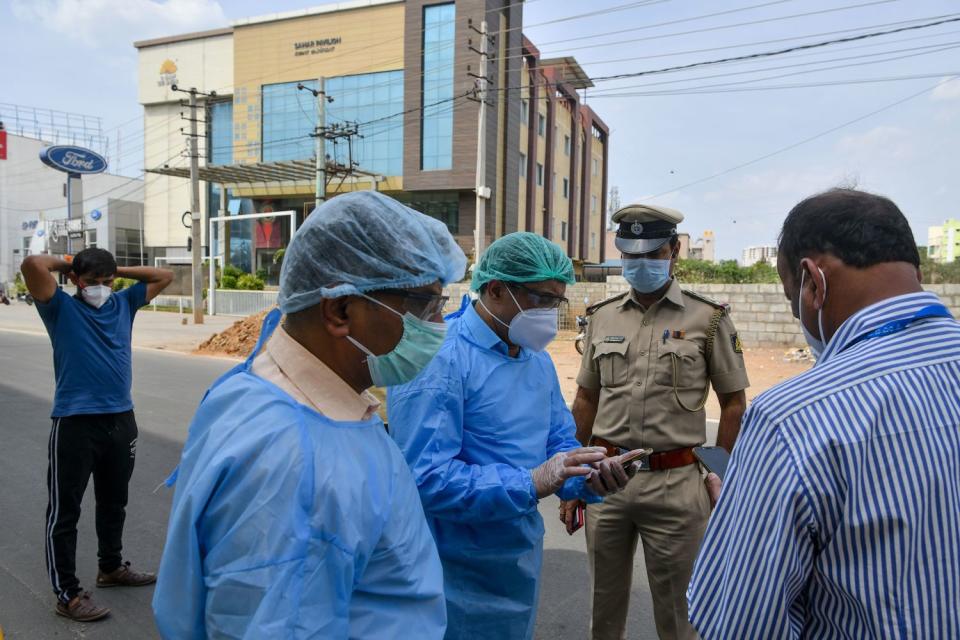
[693,446,730,481]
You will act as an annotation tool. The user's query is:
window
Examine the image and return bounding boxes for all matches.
[562,177,569,198]
[521,99,529,123]
[592,158,599,176]
[591,232,597,249]
[564,135,571,156]
[395,192,459,234]
[591,195,598,213]
[209,100,233,165]
[421,3,456,171]
[262,81,318,162]
[561,221,568,241]
[85,228,97,248]
[519,152,527,178]
[538,114,545,137]
[326,70,404,176]
[536,163,544,186]
[114,228,144,267]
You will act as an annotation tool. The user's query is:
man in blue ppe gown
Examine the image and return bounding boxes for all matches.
[388,232,644,640]
[153,192,466,639]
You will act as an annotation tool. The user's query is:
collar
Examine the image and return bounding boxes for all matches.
[461,300,521,358]
[265,325,381,421]
[618,278,685,310]
[816,291,946,365]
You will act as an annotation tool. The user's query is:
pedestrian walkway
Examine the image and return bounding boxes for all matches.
[0,300,238,353]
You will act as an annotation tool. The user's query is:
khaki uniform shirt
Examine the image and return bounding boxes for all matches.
[252,325,380,422]
[576,280,749,451]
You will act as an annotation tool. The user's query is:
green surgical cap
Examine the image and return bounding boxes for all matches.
[471,232,575,291]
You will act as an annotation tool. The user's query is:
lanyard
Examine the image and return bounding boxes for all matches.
[845,304,954,350]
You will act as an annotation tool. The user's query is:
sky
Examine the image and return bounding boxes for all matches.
[1,0,958,260]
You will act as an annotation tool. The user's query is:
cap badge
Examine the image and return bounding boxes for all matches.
[630,222,644,235]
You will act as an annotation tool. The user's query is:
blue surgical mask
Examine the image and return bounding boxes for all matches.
[347,295,447,387]
[798,267,827,358]
[622,257,672,294]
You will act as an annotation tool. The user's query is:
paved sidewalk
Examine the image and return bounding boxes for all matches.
[0,299,239,353]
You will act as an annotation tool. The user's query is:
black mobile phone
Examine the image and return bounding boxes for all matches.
[693,446,730,481]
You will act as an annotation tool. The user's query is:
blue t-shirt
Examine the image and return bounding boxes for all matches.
[36,283,147,417]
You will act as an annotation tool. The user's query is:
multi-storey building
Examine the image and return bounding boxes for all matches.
[135,0,610,283]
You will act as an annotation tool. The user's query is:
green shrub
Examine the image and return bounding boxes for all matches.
[222,265,244,279]
[112,277,138,292]
[236,274,265,291]
[14,273,28,296]
[255,268,268,281]
[273,249,285,265]
[220,274,238,289]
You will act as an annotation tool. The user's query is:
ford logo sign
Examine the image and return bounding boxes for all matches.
[39,145,108,175]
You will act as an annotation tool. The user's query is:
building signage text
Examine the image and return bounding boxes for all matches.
[294,36,341,57]
[39,145,108,175]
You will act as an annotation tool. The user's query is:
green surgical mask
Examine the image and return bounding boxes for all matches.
[347,294,447,387]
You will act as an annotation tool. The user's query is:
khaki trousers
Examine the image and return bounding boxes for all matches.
[585,463,709,640]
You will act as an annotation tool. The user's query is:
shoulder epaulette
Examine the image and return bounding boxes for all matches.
[681,289,729,312]
[586,292,628,316]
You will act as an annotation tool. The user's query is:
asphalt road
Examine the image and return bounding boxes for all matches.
[0,330,657,639]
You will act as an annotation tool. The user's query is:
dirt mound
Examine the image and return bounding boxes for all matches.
[195,310,272,357]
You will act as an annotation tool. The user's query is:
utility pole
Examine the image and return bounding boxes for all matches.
[469,19,491,266]
[172,84,216,324]
[298,80,332,213]
[187,88,203,324]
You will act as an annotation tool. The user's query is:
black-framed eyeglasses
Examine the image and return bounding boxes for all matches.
[373,289,450,320]
[509,283,569,309]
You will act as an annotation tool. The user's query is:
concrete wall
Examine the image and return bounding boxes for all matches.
[443,279,960,347]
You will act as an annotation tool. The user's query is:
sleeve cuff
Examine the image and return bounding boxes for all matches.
[710,369,750,394]
[576,369,601,390]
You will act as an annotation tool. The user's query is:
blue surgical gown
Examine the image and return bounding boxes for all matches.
[388,302,600,640]
[153,310,446,639]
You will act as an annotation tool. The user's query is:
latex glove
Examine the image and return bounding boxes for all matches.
[532,447,606,498]
[705,472,722,509]
[585,448,648,497]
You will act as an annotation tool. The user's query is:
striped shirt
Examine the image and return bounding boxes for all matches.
[688,291,960,639]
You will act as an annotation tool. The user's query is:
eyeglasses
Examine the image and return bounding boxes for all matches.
[509,283,569,309]
[372,289,450,320]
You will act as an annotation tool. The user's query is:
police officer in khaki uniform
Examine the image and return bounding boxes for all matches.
[566,203,749,640]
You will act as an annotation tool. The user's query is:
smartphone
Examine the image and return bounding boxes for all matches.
[693,446,730,481]
[620,448,653,472]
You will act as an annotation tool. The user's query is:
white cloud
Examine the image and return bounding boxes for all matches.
[836,125,913,160]
[11,0,226,48]
[931,76,960,102]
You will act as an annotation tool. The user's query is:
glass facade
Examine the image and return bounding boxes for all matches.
[209,100,234,165]
[325,70,404,176]
[260,73,403,176]
[262,80,318,162]
[421,3,455,171]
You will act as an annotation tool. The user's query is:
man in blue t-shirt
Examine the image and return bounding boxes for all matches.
[21,248,173,622]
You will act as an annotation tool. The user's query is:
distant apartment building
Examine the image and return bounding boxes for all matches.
[742,245,778,267]
[927,219,960,264]
[688,230,715,263]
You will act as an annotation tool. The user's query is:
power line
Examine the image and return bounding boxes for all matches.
[646,78,958,200]
[583,15,960,84]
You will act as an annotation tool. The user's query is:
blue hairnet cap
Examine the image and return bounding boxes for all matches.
[470,232,575,291]
[278,191,467,314]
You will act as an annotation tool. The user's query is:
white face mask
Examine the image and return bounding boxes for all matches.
[80,284,112,309]
[479,286,558,352]
[798,267,827,358]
